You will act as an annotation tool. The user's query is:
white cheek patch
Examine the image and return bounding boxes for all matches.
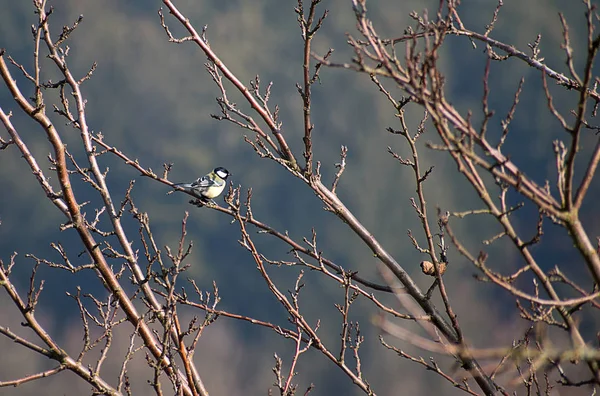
[216,170,228,179]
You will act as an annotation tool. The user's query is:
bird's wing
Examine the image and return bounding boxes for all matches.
[193,175,219,188]
[174,176,214,190]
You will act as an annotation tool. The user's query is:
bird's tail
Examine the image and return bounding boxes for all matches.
[173,183,193,190]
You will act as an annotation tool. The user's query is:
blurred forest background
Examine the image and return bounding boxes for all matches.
[1,0,599,395]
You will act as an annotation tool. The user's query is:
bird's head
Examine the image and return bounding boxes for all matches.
[214,167,230,180]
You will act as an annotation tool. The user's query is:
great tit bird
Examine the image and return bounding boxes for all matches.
[173,167,230,202]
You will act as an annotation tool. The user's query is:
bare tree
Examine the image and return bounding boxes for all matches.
[1,0,599,395]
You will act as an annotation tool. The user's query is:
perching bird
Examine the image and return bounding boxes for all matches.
[173,167,230,202]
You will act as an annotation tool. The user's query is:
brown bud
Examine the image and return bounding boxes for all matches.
[420,260,447,276]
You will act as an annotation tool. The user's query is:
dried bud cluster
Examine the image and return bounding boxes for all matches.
[420,260,447,276]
